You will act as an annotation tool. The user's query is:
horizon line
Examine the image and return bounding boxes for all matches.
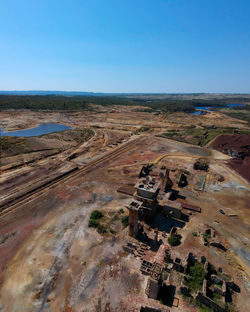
[0,90,250,95]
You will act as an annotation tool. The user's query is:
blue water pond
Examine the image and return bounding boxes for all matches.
[191,103,245,115]
[0,123,72,137]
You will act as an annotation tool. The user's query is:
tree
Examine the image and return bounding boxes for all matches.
[121,215,129,227]
[185,263,205,292]
[97,224,107,234]
[88,219,99,228]
[168,234,182,246]
[90,210,103,220]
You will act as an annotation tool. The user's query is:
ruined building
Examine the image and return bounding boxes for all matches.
[145,262,163,299]
[126,176,160,238]
[126,201,140,237]
[134,176,160,202]
[126,169,188,238]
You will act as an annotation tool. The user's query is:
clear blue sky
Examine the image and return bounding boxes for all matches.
[0,0,249,93]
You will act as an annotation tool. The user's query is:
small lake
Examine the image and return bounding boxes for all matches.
[0,123,72,137]
[191,103,245,115]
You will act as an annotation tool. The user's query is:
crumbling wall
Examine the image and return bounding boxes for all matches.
[173,260,184,273]
[140,260,153,275]
[196,292,226,312]
[210,241,227,251]
[180,284,192,298]
[214,285,225,297]
[145,277,160,300]
[163,205,182,219]
[140,306,162,312]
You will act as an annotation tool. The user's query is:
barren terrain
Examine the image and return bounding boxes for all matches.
[0,105,249,312]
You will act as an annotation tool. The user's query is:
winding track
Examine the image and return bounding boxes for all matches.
[0,136,144,218]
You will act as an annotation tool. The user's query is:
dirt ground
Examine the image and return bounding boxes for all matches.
[0,108,249,312]
[211,134,250,183]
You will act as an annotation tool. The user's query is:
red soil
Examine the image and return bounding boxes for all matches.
[0,218,39,285]
[211,134,250,183]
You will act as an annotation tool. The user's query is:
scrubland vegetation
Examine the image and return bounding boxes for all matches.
[88,209,129,234]
[0,95,195,112]
[163,126,250,146]
[184,262,205,292]
[168,234,182,246]
[1,95,250,130]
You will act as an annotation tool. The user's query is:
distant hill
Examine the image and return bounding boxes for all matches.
[0,90,104,96]
[0,91,249,100]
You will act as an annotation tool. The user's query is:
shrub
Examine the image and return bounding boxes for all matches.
[185,262,205,292]
[168,234,182,246]
[203,233,211,243]
[97,224,107,234]
[192,232,198,237]
[224,302,234,312]
[119,208,124,214]
[199,305,213,312]
[193,159,209,171]
[121,215,129,227]
[162,270,168,280]
[111,215,119,222]
[90,210,103,220]
[180,168,190,175]
[88,219,99,228]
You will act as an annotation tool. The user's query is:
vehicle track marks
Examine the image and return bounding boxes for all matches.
[0,137,144,218]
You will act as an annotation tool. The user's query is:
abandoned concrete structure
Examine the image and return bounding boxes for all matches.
[122,165,215,310]
[145,262,163,300]
[139,164,152,178]
[126,201,140,237]
[140,306,170,312]
[126,169,187,239]
[179,253,239,312]
[126,199,157,237]
[163,168,173,192]
[178,173,188,187]
[146,277,160,300]
[162,200,182,219]
[140,259,164,300]
[141,260,154,275]
[126,228,239,311]
[126,174,160,238]
[134,177,160,202]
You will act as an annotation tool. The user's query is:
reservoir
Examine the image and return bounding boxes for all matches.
[191,103,245,115]
[0,123,72,137]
